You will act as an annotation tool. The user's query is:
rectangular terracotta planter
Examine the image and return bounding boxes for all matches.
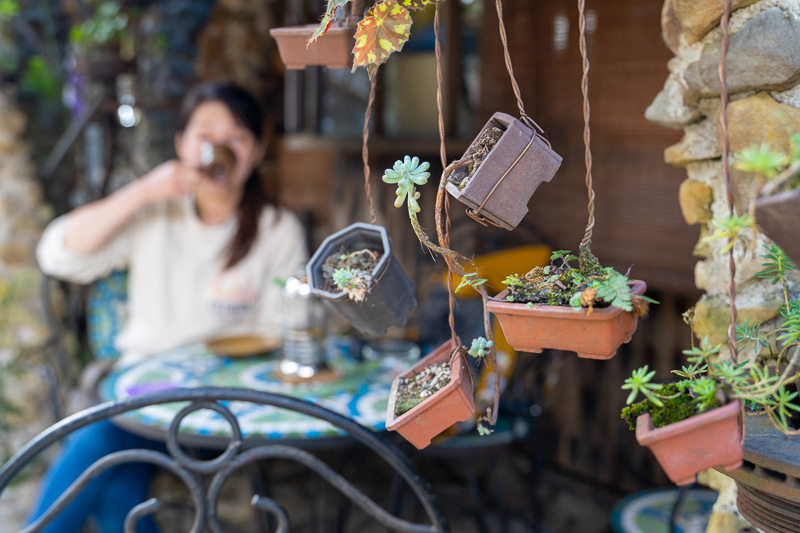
[636,400,743,486]
[269,23,356,70]
[386,340,475,450]
[487,280,646,359]
[445,112,562,230]
[753,188,800,266]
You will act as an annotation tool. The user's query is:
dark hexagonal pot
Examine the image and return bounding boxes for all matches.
[445,112,562,231]
[306,223,416,337]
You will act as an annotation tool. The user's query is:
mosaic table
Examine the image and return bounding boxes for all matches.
[98,343,394,447]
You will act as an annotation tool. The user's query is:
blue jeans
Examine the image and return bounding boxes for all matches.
[26,420,162,533]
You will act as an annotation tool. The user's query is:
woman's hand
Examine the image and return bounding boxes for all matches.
[138,160,202,205]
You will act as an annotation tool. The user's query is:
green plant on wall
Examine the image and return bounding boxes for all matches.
[621,242,800,433]
[69,0,130,54]
[734,126,800,196]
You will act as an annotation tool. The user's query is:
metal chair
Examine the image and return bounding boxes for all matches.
[0,387,450,533]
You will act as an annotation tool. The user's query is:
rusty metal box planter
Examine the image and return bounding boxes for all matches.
[445,112,562,231]
[386,340,474,450]
[487,280,646,360]
[636,400,743,486]
[753,188,800,266]
[270,24,355,70]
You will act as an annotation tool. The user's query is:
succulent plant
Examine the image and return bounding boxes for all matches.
[382,155,430,213]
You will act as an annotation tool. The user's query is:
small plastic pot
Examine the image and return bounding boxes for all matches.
[386,340,475,449]
[636,400,743,486]
[269,22,356,70]
[753,188,800,266]
[445,112,562,231]
[306,223,416,337]
[487,280,647,359]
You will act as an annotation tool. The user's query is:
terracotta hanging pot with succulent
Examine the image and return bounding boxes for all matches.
[487,249,649,359]
[386,339,476,449]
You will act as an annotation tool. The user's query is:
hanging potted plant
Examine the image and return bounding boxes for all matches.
[487,250,652,359]
[270,0,427,72]
[620,270,800,485]
[444,112,562,230]
[733,139,800,266]
[269,0,362,71]
[306,222,416,337]
[386,338,477,449]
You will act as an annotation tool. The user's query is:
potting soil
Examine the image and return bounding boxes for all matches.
[447,126,504,190]
[394,361,452,416]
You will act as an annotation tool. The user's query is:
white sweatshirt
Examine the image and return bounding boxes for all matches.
[37,196,307,365]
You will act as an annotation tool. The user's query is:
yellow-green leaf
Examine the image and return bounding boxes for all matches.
[398,0,435,9]
[352,0,412,77]
[308,0,352,46]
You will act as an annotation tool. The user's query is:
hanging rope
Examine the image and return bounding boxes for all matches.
[494,0,544,135]
[361,75,378,225]
[718,0,739,364]
[577,0,596,252]
[434,0,499,426]
[434,1,457,350]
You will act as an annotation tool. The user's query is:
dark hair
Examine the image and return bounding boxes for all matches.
[178,82,277,269]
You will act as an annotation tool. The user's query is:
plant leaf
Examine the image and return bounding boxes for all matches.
[352,0,412,77]
[308,0,351,46]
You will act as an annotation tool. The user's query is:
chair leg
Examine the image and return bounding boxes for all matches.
[247,461,273,533]
[464,462,492,533]
[488,456,509,533]
[387,471,406,533]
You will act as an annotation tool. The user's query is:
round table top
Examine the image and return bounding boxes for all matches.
[98,343,396,445]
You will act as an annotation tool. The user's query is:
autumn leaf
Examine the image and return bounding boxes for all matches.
[308,0,352,46]
[352,0,412,77]
[398,0,435,9]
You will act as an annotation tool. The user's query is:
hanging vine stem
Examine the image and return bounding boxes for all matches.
[577,0,596,252]
[362,75,379,225]
[433,0,499,428]
[718,0,739,364]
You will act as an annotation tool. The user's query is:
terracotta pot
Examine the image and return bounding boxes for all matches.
[636,400,743,486]
[753,188,800,266]
[445,112,562,230]
[306,223,416,337]
[269,23,356,70]
[386,340,475,450]
[487,280,646,359]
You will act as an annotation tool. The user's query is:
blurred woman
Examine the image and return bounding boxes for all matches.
[30,82,306,532]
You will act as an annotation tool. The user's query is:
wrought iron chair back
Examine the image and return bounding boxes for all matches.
[0,387,450,533]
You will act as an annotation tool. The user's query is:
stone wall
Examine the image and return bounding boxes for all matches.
[647,1,800,530]
[648,0,800,364]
